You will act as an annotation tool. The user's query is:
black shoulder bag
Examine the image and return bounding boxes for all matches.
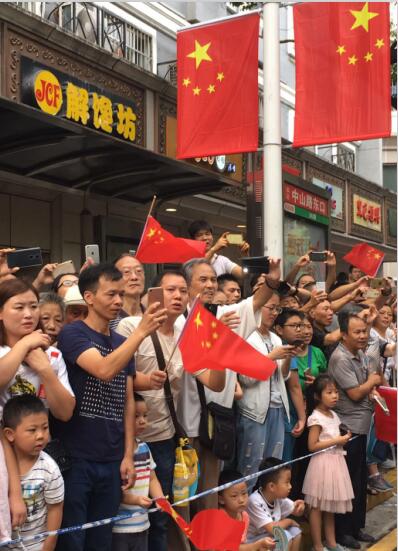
[196,379,236,461]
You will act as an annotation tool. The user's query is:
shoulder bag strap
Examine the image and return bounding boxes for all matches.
[196,378,207,411]
[150,331,186,439]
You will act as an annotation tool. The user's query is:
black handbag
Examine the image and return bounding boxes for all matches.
[44,438,72,472]
[196,380,236,461]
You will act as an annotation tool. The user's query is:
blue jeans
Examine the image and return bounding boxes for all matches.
[283,403,298,462]
[367,416,389,465]
[56,458,122,551]
[147,438,176,551]
[237,408,285,491]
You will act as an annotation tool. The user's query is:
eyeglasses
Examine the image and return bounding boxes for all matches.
[264,306,283,314]
[283,323,305,331]
[57,280,78,290]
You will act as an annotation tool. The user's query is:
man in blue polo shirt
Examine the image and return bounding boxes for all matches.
[54,264,166,551]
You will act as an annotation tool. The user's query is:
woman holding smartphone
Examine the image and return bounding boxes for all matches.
[0,278,75,420]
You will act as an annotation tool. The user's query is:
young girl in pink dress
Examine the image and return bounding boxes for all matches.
[302,375,354,551]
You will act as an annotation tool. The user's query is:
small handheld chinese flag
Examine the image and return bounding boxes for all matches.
[177,13,259,159]
[293,2,391,147]
[374,387,397,444]
[178,301,276,381]
[156,498,244,551]
[342,243,384,277]
[135,216,206,264]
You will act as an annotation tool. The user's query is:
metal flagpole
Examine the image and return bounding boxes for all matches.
[262,1,283,272]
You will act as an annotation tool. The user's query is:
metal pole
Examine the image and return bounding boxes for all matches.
[263,1,283,271]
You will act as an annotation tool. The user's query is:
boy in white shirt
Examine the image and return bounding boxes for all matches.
[112,393,164,551]
[2,395,64,551]
[247,458,304,551]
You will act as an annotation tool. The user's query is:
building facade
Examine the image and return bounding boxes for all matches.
[0,1,395,275]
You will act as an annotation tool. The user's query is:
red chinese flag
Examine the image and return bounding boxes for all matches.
[178,301,276,381]
[374,387,397,444]
[135,216,206,264]
[177,13,259,159]
[156,499,244,551]
[293,2,391,147]
[342,243,384,277]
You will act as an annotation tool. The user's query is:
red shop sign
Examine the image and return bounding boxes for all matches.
[284,183,328,216]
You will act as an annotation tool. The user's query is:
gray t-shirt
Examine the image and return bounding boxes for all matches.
[328,343,373,435]
[261,334,283,408]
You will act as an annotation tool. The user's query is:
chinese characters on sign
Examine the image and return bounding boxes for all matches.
[32,68,137,142]
[65,82,137,141]
[353,194,382,232]
[284,183,328,217]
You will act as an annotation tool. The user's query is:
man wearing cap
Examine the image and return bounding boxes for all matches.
[63,285,88,324]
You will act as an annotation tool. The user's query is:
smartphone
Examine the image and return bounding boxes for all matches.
[52,260,76,279]
[370,278,384,289]
[7,247,42,268]
[85,244,100,264]
[227,233,244,246]
[309,251,327,262]
[339,423,349,436]
[147,287,164,310]
[292,339,305,347]
[374,394,390,416]
[241,256,270,275]
[277,281,291,296]
[364,288,379,300]
[204,303,218,316]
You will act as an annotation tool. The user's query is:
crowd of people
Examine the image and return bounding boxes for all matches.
[0,218,396,551]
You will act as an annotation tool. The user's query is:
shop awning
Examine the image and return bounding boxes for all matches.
[0,97,238,203]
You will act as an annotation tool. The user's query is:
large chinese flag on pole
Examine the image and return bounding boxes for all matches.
[178,301,276,381]
[135,216,206,263]
[293,2,391,147]
[342,243,384,277]
[177,13,259,159]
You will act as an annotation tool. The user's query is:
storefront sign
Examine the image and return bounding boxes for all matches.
[312,177,343,220]
[21,58,138,143]
[194,156,236,174]
[353,194,382,232]
[283,183,329,225]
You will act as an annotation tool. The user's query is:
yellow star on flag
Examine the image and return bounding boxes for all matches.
[375,38,385,49]
[207,84,216,94]
[364,52,373,62]
[182,77,191,87]
[193,86,201,96]
[350,2,379,32]
[147,228,156,238]
[336,45,346,55]
[194,312,203,330]
[216,72,224,82]
[187,40,212,69]
[348,55,358,65]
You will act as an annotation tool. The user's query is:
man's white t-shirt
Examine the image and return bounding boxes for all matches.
[176,296,260,436]
[211,254,238,277]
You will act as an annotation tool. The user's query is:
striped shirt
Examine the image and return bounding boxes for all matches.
[113,441,156,534]
[11,451,64,550]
